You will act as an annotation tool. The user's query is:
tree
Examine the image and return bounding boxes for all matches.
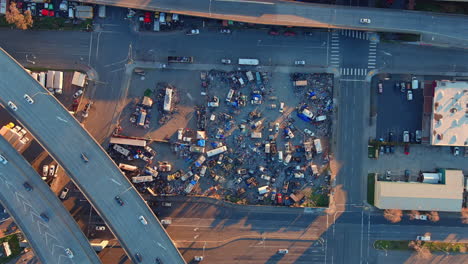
[408,240,432,259]
[462,208,468,224]
[409,210,420,220]
[384,209,403,223]
[5,2,33,30]
[428,211,440,222]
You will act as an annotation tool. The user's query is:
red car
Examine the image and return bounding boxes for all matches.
[277,193,283,205]
[269,30,279,36]
[404,144,410,155]
[144,12,151,23]
[283,31,296,36]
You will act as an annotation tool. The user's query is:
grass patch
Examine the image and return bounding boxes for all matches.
[375,240,409,251]
[375,240,468,253]
[31,17,92,31]
[0,234,22,263]
[308,193,329,207]
[424,242,468,253]
[0,15,11,27]
[367,174,375,205]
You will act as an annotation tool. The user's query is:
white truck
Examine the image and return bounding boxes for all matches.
[314,139,322,154]
[238,58,259,66]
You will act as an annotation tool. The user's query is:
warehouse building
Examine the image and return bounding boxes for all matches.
[374,169,464,212]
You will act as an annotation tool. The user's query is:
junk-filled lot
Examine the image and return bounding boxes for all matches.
[108,68,334,207]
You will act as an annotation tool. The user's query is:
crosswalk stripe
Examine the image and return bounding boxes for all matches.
[368,62,376,65]
[368,56,376,59]
[368,66,376,69]
[369,52,376,55]
[331,43,339,46]
[331,51,339,53]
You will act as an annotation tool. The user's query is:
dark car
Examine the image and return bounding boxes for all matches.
[388,132,394,142]
[115,196,124,206]
[404,144,410,155]
[385,145,390,153]
[400,82,405,93]
[389,145,395,153]
[395,82,400,90]
[410,132,415,143]
[155,257,163,264]
[23,182,33,191]
[40,213,49,222]
[135,253,142,263]
[406,82,411,90]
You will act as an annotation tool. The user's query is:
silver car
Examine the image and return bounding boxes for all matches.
[23,94,34,104]
[7,101,17,111]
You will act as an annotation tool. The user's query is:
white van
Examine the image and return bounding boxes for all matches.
[226,89,234,102]
[68,7,74,19]
[283,154,292,165]
[98,5,106,18]
[278,151,283,162]
[200,166,207,177]
[159,12,166,24]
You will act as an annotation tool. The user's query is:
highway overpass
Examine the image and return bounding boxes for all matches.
[0,48,185,264]
[78,0,468,46]
[0,135,101,264]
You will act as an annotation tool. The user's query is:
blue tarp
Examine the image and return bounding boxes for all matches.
[297,113,311,122]
[198,139,205,146]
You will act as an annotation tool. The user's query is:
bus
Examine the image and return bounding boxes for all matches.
[206,146,227,157]
[132,176,154,183]
[110,137,146,147]
[164,88,173,112]
[238,58,259,66]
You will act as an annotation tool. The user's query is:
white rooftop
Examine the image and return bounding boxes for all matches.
[430,81,468,146]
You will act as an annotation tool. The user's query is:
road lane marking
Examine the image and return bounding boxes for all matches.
[216,0,275,4]
[56,116,68,123]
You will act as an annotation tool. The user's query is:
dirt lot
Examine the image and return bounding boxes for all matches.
[111,67,334,207]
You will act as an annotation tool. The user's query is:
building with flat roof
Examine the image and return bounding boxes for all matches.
[430,81,468,146]
[374,169,464,212]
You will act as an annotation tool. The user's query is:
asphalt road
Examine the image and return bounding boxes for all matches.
[0,49,184,264]
[78,0,468,47]
[148,197,468,263]
[2,12,468,263]
[0,136,101,264]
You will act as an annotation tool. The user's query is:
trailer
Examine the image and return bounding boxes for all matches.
[110,137,146,147]
[163,88,173,112]
[294,80,308,87]
[246,71,254,82]
[137,111,147,126]
[132,175,154,183]
[118,163,138,172]
[112,144,130,156]
[167,56,193,63]
[206,146,227,157]
[314,139,322,154]
[238,58,259,66]
[75,5,93,19]
[46,70,55,90]
[54,71,63,94]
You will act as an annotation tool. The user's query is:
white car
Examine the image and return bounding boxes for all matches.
[278,249,289,254]
[275,123,280,133]
[279,102,284,113]
[194,256,204,261]
[161,219,172,225]
[453,147,460,156]
[416,236,431,241]
[60,188,69,200]
[65,248,74,258]
[95,226,106,231]
[407,90,413,101]
[139,215,148,225]
[294,60,306,65]
[73,90,83,98]
[0,154,8,165]
[221,58,232,64]
[360,18,371,24]
[304,128,314,136]
[23,94,34,104]
[7,101,18,111]
[414,214,428,220]
[49,165,55,177]
[186,29,200,35]
[42,165,49,177]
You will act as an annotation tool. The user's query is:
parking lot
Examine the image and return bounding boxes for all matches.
[374,75,424,143]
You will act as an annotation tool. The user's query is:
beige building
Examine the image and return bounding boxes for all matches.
[374,169,464,212]
[430,81,468,146]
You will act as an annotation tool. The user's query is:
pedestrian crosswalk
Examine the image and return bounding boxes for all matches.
[339,68,368,76]
[368,41,377,69]
[329,31,340,68]
[340,29,370,40]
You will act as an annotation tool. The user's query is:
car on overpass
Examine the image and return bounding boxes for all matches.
[360,18,371,24]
